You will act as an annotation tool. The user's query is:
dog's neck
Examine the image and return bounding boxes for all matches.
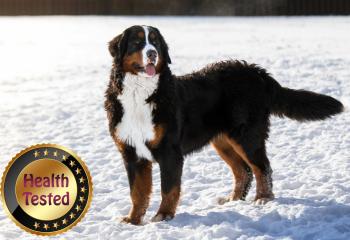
[110,64,173,97]
[121,73,159,96]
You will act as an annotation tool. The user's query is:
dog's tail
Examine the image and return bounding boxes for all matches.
[266,76,344,121]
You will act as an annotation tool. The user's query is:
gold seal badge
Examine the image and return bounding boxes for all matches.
[0,144,93,236]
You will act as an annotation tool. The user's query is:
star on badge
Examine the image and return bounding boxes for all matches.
[53,222,59,229]
[79,177,85,183]
[75,205,81,212]
[43,223,49,230]
[69,212,75,220]
[75,168,81,175]
[62,218,67,225]
[33,222,40,229]
[43,149,49,156]
[34,150,40,157]
[79,196,85,203]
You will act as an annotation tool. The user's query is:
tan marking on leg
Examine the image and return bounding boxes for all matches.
[211,135,252,201]
[225,136,274,203]
[148,124,165,149]
[113,134,127,153]
[250,165,274,203]
[124,161,152,225]
[152,186,180,222]
[225,137,249,162]
[113,134,153,224]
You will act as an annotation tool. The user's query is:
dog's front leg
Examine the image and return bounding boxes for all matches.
[122,159,152,225]
[152,147,183,222]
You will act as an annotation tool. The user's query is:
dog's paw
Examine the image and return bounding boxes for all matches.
[217,195,242,205]
[121,216,142,225]
[217,196,230,205]
[151,213,174,222]
[254,194,274,205]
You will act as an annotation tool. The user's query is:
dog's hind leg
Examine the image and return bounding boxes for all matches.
[211,135,253,204]
[225,135,274,204]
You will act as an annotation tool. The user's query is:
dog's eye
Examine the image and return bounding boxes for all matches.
[151,40,158,45]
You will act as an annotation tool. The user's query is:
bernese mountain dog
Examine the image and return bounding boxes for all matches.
[105,25,344,225]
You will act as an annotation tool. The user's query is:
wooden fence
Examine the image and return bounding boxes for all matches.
[0,0,349,16]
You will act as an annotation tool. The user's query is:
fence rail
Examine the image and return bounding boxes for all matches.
[0,0,349,16]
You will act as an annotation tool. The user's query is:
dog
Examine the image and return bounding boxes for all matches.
[105,25,344,225]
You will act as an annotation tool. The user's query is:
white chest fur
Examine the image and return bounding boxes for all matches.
[116,73,159,160]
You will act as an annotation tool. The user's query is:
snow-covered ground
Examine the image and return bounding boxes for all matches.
[0,16,349,240]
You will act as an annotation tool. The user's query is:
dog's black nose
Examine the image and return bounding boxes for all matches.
[146,49,157,61]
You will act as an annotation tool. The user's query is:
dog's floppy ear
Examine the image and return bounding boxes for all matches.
[108,31,129,64]
[154,28,171,64]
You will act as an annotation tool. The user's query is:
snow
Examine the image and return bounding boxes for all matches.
[0,16,349,240]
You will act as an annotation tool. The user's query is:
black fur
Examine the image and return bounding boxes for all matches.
[105,25,344,223]
[272,86,344,121]
[109,31,129,65]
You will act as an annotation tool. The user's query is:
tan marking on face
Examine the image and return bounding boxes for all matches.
[122,51,143,74]
[156,186,180,216]
[137,31,145,38]
[148,124,165,148]
[211,134,251,200]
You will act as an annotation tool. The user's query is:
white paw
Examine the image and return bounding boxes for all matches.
[151,213,174,222]
[254,197,273,205]
[217,197,230,205]
[217,195,242,205]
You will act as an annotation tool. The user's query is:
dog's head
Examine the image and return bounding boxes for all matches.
[109,25,171,78]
